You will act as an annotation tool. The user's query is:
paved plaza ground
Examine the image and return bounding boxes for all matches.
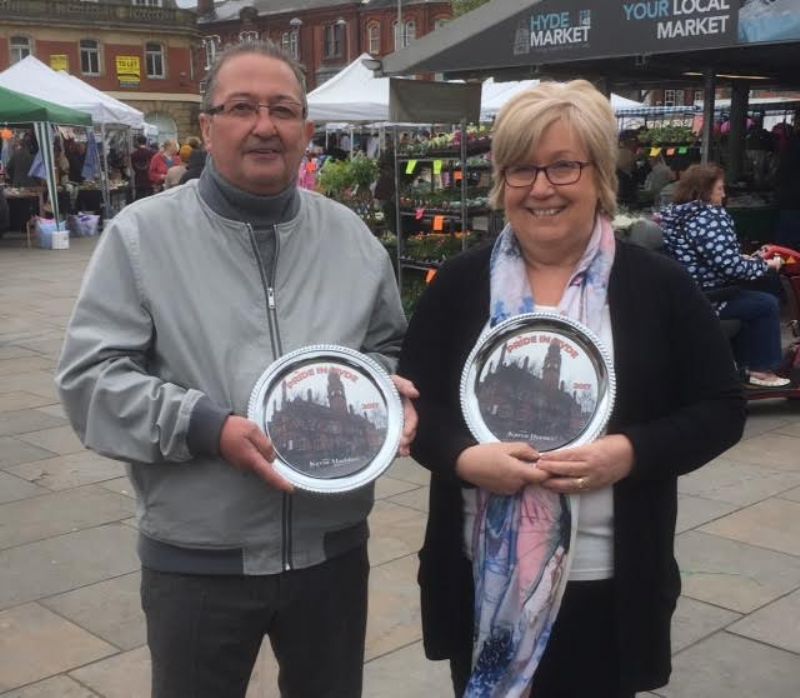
[1,234,799,697]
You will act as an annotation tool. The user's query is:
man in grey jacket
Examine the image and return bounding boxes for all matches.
[56,41,416,698]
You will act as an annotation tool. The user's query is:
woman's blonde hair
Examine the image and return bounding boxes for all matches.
[489,80,618,218]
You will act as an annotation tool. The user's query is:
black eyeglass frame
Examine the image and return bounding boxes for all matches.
[503,160,594,188]
[204,99,308,120]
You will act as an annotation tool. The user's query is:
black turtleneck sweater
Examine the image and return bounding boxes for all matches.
[187,157,301,458]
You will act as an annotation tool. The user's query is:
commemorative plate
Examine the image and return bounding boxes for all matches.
[248,345,403,493]
[460,312,615,452]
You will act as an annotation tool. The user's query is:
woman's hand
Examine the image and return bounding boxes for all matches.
[766,256,784,272]
[455,442,546,495]
[536,434,634,495]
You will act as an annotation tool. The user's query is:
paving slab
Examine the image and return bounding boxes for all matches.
[727,588,800,655]
[0,373,60,401]
[677,457,800,506]
[0,392,55,414]
[723,432,800,472]
[5,452,127,491]
[660,632,800,698]
[740,400,799,439]
[0,410,66,438]
[388,485,429,513]
[779,485,800,503]
[0,437,56,470]
[699,497,800,557]
[385,457,430,486]
[365,554,423,661]
[0,358,54,377]
[775,420,800,438]
[670,596,741,653]
[0,675,99,697]
[0,471,49,505]
[15,426,84,456]
[0,524,139,610]
[675,494,739,534]
[374,475,422,500]
[0,347,39,361]
[676,530,800,613]
[0,603,115,693]
[68,647,150,698]
[363,641,451,698]
[40,572,145,651]
[0,486,135,550]
[97,477,136,499]
[368,507,426,568]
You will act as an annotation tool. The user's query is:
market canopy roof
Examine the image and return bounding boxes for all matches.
[377,0,800,89]
[0,84,92,126]
[0,56,144,128]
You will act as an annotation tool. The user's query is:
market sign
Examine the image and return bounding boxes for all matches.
[50,54,69,72]
[422,0,800,74]
[116,55,141,89]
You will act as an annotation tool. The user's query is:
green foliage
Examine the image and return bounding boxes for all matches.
[317,155,379,202]
[401,275,429,318]
[453,0,491,17]
[638,125,696,146]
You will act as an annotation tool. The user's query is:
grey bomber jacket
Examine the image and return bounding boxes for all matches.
[56,180,406,574]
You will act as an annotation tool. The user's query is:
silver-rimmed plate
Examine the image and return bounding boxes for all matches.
[248,345,403,493]
[461,312,615,452]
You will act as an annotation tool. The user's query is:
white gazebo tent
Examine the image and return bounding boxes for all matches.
[0,56,145,216]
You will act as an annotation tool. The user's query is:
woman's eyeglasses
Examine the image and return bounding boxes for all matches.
[205,99,306,122]
[504,160,593,188]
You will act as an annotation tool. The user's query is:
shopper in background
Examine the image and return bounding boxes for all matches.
[659,163,789,388]
[57,40,416,698]
[399,80,744,698]
[164,144,192,189]
[131,135,154,200]
[148,139,179,193]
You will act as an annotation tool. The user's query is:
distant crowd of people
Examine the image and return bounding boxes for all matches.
[131,135,207,200]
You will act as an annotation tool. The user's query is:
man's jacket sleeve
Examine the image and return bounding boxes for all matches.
[56,224,202,464]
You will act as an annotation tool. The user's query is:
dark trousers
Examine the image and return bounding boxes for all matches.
[719,289,782,372]
[140,544,369,698]
[450,579,634,698]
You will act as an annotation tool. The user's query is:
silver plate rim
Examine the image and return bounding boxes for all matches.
[247,345,403,494]
[459,311,616,451]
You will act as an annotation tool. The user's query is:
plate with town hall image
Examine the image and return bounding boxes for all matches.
[461,312,615,452]
[248,345,403,493]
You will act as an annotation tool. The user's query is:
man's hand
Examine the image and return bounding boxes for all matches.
[391,375,419,457]
[219,416,294,493]
[455,442,546,495]
[536,434,634,495]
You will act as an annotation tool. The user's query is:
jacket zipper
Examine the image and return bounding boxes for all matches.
[246,223,292,572]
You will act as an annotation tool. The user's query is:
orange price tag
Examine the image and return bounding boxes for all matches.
[426,268,438,284]
[666,148,676,156]
[433,215,445,231]
[454,170,463,181]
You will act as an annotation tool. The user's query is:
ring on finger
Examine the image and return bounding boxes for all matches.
[576,476,588,491]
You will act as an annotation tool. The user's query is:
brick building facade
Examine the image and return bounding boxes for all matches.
[0,0,202,141]
[197,0,452,92]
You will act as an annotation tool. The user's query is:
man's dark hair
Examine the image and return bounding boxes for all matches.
[201,40,307,115]
[135,135,147,147]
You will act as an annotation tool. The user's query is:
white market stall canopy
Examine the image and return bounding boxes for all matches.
[308,55,643,124]
[0,56,144,128]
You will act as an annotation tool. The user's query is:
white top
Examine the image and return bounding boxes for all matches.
[462,305,615,581]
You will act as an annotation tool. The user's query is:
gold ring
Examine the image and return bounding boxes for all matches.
[577,477,587,490]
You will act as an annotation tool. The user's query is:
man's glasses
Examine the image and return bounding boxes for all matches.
[504,160,593,188]
[205,99,306,122]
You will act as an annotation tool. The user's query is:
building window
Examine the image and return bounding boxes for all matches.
[693,89,704,105]
[281,31,299,59]
[202,35,220,71]
[10,36,31,64]
[132,0,163,6]
[393,21,415,50]
[664,89,676,107]
[239,30,260,43]
[145,42,165,78]
[367,23,380,55]
[80,39,100,75]
[405,20,416,44]
[434,17,448,30]
[324,24,343,58]
[674,89,685,106]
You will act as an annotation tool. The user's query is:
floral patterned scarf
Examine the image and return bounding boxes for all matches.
[466,215,616,697]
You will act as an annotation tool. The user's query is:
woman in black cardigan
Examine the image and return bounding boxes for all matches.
[398,81,745,698]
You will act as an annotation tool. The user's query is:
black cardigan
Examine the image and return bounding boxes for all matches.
[397,240,745,693]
